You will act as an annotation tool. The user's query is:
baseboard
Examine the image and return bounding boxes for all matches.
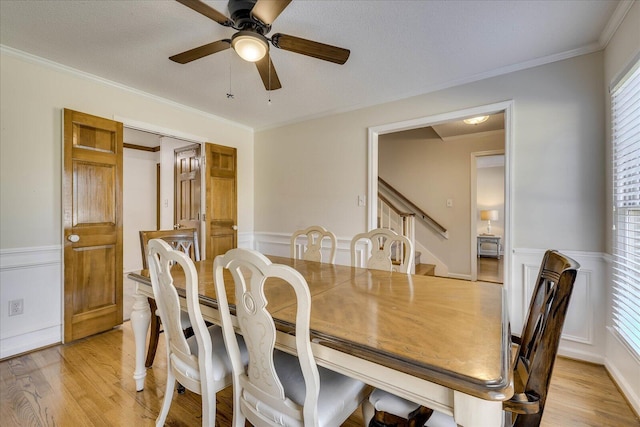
[606,357,640,417]
[604,328,640,417]
[557,347,605,365]
[447,272,471,281]
[0,325,61,360]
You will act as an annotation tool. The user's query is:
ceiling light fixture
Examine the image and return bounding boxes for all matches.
[463,115,490,125]
[231,31,268,62]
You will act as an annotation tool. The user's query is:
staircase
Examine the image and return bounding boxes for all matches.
[377,180,446,278]
[391,249,436,276]
[414,249,436,275]
[415,263,436,276]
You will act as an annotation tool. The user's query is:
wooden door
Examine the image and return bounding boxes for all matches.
[174,144,201,238]
[63,109,123,342]
[205,143,237,259]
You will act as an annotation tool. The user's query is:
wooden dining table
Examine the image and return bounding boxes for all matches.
[128,256,513,427]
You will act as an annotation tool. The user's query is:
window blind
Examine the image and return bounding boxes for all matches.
[611,58,640,357]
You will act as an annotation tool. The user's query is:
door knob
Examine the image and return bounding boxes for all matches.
[67,234,80,243]
[231,225,238,230]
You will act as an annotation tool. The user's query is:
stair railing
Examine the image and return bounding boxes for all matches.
[378,177,448,239]
[377,193,415,267]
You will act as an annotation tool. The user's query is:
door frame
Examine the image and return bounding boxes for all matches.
[367,101,514,292]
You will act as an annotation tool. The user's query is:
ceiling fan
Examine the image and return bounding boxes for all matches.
[170,0,351,91]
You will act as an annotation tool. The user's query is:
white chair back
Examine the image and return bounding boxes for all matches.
[290,225,337,263]
[214,249,321,426]
[350,228,414,273]
[147,238,223,426]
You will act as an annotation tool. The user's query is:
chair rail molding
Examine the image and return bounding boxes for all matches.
[0,245,63,359]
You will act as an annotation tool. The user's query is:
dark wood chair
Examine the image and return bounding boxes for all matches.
[365,249,580,427]
[139,228,200,368]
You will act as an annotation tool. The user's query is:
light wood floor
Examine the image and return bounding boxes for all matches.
[1,322,638,427]
[478,256,504,284]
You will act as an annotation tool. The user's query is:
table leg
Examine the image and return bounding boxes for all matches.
[453,391,503,426]
[131,289,151,391]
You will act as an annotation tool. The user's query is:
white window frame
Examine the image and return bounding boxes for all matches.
[611,55,640,358]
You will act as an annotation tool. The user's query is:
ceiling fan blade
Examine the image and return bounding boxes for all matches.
[176,0,231,26]
[170,40,231,64]
[251,0,292,26]
[255,56,282,90]
[271,33,350,65]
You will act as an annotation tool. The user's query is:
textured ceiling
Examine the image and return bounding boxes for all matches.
[0,0,626,131]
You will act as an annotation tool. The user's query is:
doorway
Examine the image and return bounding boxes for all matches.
[368,101,513,289]
[120,123,207,320]
[122,127,205,272]
[473,153,505,284]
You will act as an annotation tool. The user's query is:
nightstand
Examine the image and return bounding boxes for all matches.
[477,235,501,259]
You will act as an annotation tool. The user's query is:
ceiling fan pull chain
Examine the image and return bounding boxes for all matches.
[227,53,234,99]
[268,51,272,105]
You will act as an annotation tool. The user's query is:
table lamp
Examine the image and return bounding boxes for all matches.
[480,209,499,234]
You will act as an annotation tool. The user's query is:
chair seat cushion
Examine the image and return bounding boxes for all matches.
[244,350,369,426]
[369,389,457,427]
[173,325,248,382]
[179,310,191,329]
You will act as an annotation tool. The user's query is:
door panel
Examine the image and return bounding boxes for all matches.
[74,162,116,224]
[205,143,237,259]
[63,109,123,342]
[175,144,201,236]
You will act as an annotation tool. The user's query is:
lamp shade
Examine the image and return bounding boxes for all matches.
[480,210,499,221]
[463,115,489,125]
[231,31,268,62]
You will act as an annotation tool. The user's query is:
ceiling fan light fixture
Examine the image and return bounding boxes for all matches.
[463,115,490,125]
[232,31,269,62]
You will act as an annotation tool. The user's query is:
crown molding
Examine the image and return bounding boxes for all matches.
[599,0,636,48]
[0,45,253,132]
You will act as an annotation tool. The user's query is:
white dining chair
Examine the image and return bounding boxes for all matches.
[350,228,414,273]
[290,225,337,263]
[147,238,247,427]
[213,248,370,426]
[140,228,200,368]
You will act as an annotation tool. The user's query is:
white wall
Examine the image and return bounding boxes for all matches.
[123,148,158,273]
[603,0,640,416]
[0,49,254,357]
[255,52,605,253]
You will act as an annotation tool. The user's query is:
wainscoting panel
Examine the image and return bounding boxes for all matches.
[1,246,62,359]
[512,249,606,363]
[254,232,354,266]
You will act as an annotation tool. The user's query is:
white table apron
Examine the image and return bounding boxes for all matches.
[130,281,505,427]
